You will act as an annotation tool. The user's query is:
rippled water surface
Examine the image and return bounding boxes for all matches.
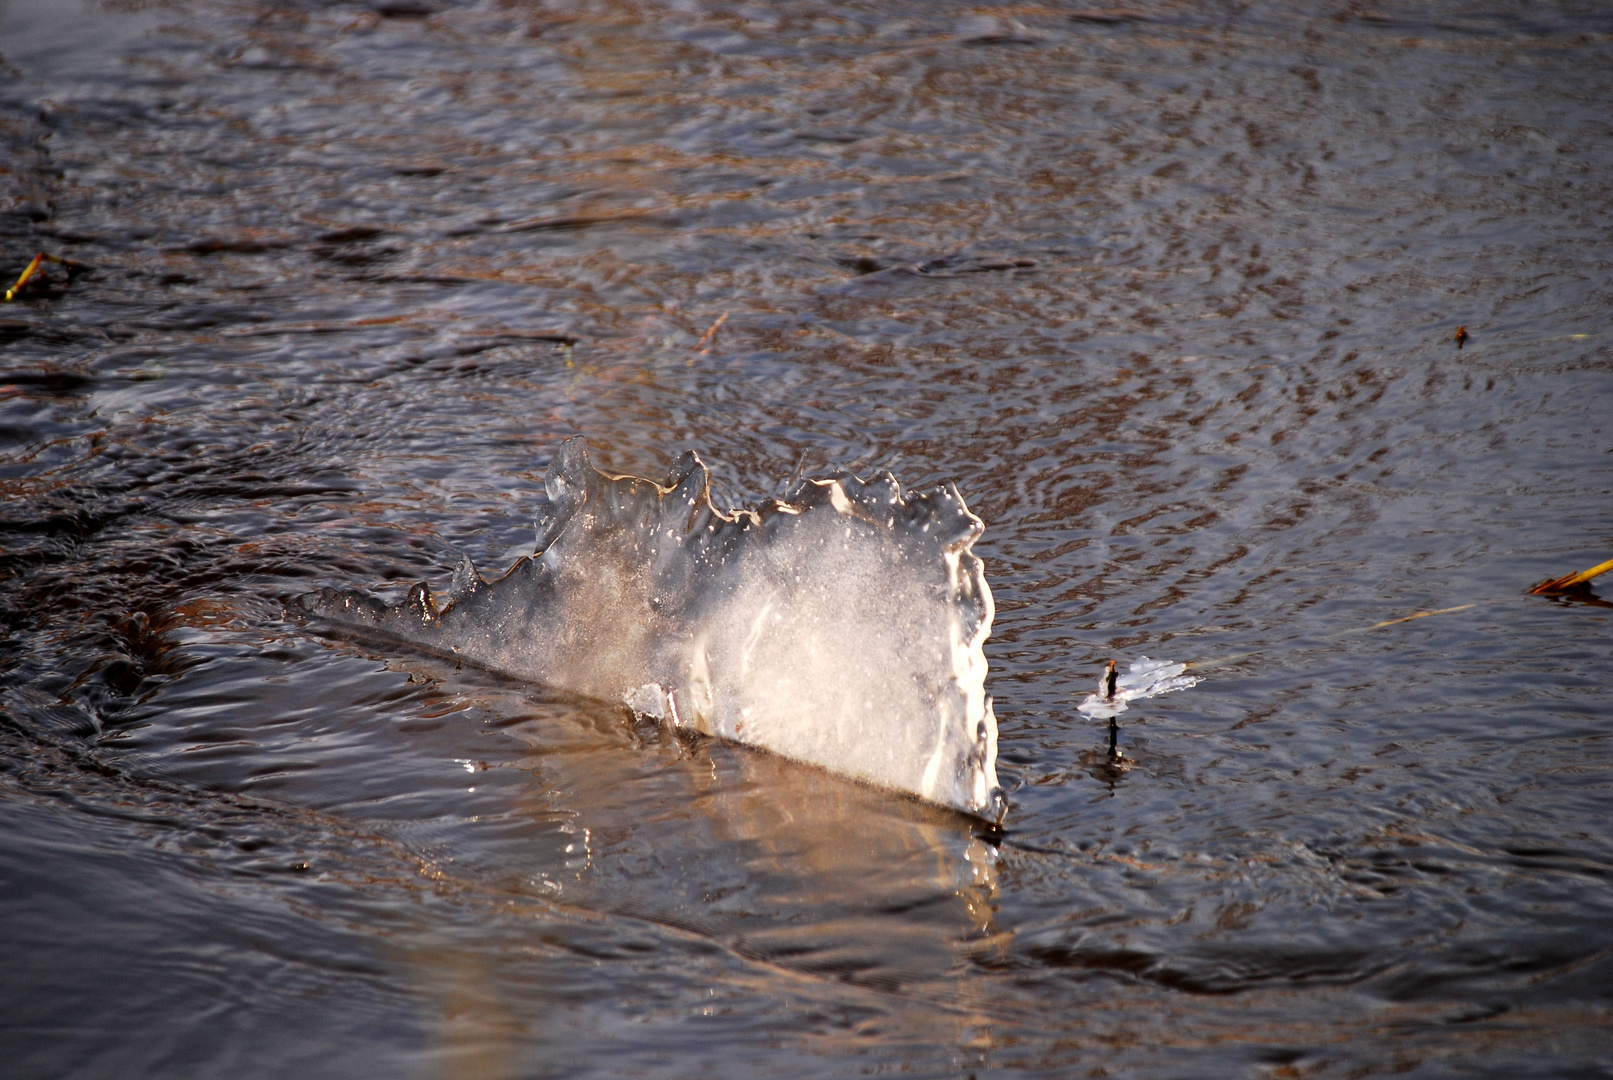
[3,0,1612,1075]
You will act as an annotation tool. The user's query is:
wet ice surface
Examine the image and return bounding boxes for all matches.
[301,437,1003,818]
[1076,657,1199,720]
[3,0,1613,1077]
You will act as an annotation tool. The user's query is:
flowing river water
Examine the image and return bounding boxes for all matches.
[2,1,1611,1076]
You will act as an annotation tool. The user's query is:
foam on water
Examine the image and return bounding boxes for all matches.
[298,438,1005,821]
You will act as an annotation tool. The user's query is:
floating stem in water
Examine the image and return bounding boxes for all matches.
[1529,557,1613,595]
[694,311,730,354]
[4,253,44,302]
[4,252,80,302]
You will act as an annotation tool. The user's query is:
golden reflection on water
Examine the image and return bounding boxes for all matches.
[411,946,524,1080]
[385,669,1012,1077]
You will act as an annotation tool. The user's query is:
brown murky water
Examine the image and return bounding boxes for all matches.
[3,1,1612,1076]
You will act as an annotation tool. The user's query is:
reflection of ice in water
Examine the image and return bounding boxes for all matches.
[1077,657,1199,720]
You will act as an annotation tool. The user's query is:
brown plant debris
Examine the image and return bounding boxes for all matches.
[1529,557,1613,595]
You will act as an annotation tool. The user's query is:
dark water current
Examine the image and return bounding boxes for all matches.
[3,1,1612,1075]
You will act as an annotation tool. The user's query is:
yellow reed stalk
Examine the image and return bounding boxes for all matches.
[1340,604,1478,634]
[4,252,44,302]
[1529,557,1613,595]
[694,311,730,354]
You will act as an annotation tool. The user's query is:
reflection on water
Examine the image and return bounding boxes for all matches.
[3,0,1613,1075]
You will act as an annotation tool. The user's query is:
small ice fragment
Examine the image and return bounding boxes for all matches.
[1078,697,1126,721]
[1077,655,1199,718]
[624,682,669,722]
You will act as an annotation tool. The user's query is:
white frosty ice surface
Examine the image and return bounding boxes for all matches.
[300,437,1005,822]
[1076,657,1199,720]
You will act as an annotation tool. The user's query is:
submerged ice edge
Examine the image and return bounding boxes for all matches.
[299,438,1006,822]
[1077,657,1200,720]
